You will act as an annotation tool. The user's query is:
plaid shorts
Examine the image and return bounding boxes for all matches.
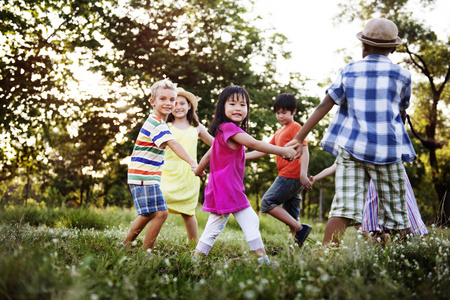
[129,184,168,215]
[330,149,410,230]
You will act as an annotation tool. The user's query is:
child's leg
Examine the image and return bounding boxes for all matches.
[195,213,230,255]
[325,150,369,246]
[123,214,153,245]
[233,207,266,258]
[181,213,199,243]
[323,217,352,246]
[142,209,168,250]
[368,162,411,231]
[267,206,302,236]
[261,177,303,235]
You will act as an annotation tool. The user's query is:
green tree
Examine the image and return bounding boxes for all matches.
[0,0,107,201]
[336,0,450,222]
[91,0,317,205]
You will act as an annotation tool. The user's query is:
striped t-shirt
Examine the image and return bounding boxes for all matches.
[127,115,174,185]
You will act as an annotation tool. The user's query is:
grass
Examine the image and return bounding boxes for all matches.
[0,206,449,299]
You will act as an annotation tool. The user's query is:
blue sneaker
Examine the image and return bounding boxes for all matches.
[295,224,312,247]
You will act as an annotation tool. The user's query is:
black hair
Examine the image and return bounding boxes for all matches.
[209,85,250,136]
[273,93,297,113]
[166,96,200,127]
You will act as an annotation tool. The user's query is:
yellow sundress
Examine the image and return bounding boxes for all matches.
[160,124,200,215]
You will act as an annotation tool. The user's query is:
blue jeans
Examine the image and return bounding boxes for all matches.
[260,176,303,220]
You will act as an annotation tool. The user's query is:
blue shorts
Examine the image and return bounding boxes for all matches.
[260,176,303,220]
[129,184,167,215]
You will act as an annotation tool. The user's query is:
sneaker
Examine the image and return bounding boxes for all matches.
[116,242,124,248]
[295,224,312,247]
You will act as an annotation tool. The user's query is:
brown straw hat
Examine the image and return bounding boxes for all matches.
[176,87,199,111]
[356,18,402,47]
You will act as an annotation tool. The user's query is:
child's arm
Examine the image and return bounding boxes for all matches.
[165,139,197,168]
[287,94,335,159]
[245,150,267,160]
[197,124,214,146]
[232,132,297,159]
[194,147,212,177]
[299,144,312,190]
[310,164,336,185]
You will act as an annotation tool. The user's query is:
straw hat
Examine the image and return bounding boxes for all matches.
[176,87,199,111]
[356,18,402,47]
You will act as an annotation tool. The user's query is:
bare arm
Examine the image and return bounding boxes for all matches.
[232,132,297,159]
[245,150,267,160]
[165,139,197,168]
[197,124,214,146]
[310,164,336,185]
[299,144,312,190]
[288,94,336,159]
[194,147,212,177]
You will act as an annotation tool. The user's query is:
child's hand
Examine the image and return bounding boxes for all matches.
[301,175,312,191]
[283,139,302,161]
[193,166,206,178]
[308,175,315,185]
[283,145,298,160]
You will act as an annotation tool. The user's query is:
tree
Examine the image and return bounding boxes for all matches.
[0,0,108,201]
[1,0,318,209]
[90,0,317,205]
[336,0,450,222]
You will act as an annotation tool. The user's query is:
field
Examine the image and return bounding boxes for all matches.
[1,206,449,300]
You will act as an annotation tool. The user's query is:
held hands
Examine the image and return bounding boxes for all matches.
[300,175,313,191]
[284,139,303,161]
[283,145,298,161]
[192,165,206,178]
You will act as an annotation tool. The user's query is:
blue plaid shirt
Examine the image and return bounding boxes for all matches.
[321,55,416,165]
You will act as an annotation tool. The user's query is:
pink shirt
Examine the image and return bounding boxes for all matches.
[202,122,251,214]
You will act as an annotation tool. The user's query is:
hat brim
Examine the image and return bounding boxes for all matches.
[177,89,198,111]
[356,32,402,47]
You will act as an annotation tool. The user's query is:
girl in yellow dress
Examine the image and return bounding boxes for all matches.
[160,87,213,242]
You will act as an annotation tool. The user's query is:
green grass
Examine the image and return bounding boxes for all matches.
[1,206,449,299]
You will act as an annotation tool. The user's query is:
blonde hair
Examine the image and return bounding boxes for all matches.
[150,78,177,99]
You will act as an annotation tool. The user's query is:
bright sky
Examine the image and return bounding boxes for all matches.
[252,0,450,97]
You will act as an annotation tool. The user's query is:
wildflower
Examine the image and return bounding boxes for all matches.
[244,290,256,299]
[320,273,330,282]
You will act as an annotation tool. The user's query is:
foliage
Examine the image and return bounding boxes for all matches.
[1,207,449,299]
[1,0,322,210]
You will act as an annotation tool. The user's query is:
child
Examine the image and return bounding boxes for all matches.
[288,18,417,246]
[160,87,214,243]
[193,86,297,264]
[309,163,428,236]
[122,79,198,252]
[246,93,312,247]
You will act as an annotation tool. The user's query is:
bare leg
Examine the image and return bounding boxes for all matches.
[323,217,352,246]
[142,209,169,250]
[123,214,153,246]
[181,213,199,243]
[267,206,302,236]
[253,248,266,257]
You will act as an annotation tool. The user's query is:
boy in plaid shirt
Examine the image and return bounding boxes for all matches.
[290,18,416,246]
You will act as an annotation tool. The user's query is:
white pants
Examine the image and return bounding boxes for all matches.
[196,206,264,255]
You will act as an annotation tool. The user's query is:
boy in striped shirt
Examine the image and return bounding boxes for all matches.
[122,79,197,252]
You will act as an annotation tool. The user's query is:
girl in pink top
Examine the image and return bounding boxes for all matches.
[194,86,297,264]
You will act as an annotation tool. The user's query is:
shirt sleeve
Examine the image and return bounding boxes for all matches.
[399,73,412,110]
[151,122,174,148]
[327,69,346,106]
[221,122,245,143]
